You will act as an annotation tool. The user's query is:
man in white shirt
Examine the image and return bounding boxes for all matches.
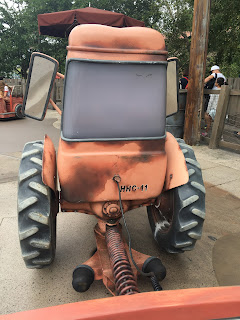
[202,77,225,137]
[204,65,226,89]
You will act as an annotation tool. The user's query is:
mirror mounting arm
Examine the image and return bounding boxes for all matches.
[49,98,62,115]
[57,72,65,79]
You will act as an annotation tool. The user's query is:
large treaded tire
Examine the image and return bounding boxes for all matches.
[18,141,57,268]
[147,138,206,253]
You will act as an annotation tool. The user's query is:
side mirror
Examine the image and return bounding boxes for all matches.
[23,53,59,120]
[166,57,179,117]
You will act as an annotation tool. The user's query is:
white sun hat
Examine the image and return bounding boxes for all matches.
[211,65,220,71]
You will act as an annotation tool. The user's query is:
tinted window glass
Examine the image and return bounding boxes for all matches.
[62,61,166,140]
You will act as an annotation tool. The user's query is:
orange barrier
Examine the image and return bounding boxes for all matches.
[1,286,240,320]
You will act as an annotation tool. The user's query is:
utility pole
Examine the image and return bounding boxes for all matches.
[183,0,211,145]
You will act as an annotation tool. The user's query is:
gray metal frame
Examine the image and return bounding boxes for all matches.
[61,58,168,142]
[22,53,59,121]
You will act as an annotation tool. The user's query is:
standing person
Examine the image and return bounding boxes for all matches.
[202,77,225,137]
[0,77,8,113]
[203,65,226,112]
[0,77,11,102]
[179,68,189,89]
[204,65,226,88]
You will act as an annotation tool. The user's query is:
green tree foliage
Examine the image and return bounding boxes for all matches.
[0,0,159,77]
[0,0,70,77]
[208,0,240,77]
[72,0,161,27]
[156,0,193,74]
[0,0,239,78]
[159,0,240,77]
[0,1,30,77]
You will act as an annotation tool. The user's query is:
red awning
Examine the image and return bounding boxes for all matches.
[38,7,145,38]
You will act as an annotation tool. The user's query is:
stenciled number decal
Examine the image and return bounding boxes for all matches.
[120,185,148,192]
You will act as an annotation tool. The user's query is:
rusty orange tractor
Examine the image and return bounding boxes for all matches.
[0,85,24,120]
[17,24,205,295]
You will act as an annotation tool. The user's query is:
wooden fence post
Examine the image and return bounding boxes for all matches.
[209,85,231,149]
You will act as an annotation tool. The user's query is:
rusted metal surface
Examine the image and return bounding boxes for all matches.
[102,202,121,219]
[164,132,189,191]
[0,96,23,119]
[12,97,23,108]
[149,190,174,231]
[60,198,155,218]
[81,222,151,296]
[105,225,139,295]
[0,112,15,118]
[7,98,13,112]
[67,24,167,62]
[0,98,7,111]
[42,134,57,193]
[58,138,167,203]
[184,0,211,145]
[59,133,188,218]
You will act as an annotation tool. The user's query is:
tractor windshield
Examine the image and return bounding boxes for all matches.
[62,60,167,141]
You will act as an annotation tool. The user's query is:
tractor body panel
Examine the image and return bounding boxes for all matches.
[0,98,13,119]
[12,97,24,111]
[60,198,155,218]
[42,134,57,194]
[164,132,189,191]
[58,138,167,203]
[67,24,167,62]
[58,133,188,206]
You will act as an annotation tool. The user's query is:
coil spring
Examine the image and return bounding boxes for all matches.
[106,226,140,295]
[150,275,162,291]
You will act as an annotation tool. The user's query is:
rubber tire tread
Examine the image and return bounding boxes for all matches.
[18,141,56,268]
[147,138,206,253]
[15,104,24,119]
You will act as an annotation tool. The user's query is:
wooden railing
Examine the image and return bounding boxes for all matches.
[180,79,240,152]
[201,79,240,152]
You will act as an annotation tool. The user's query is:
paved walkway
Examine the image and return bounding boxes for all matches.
[192,145,240,199]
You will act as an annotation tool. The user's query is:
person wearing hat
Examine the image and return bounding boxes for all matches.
[0,77,11,102]
[202,77,225,137]
[0,77,7,113]
[204,65,226,90]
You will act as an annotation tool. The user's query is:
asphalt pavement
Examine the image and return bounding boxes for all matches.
[0,110,240,315]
